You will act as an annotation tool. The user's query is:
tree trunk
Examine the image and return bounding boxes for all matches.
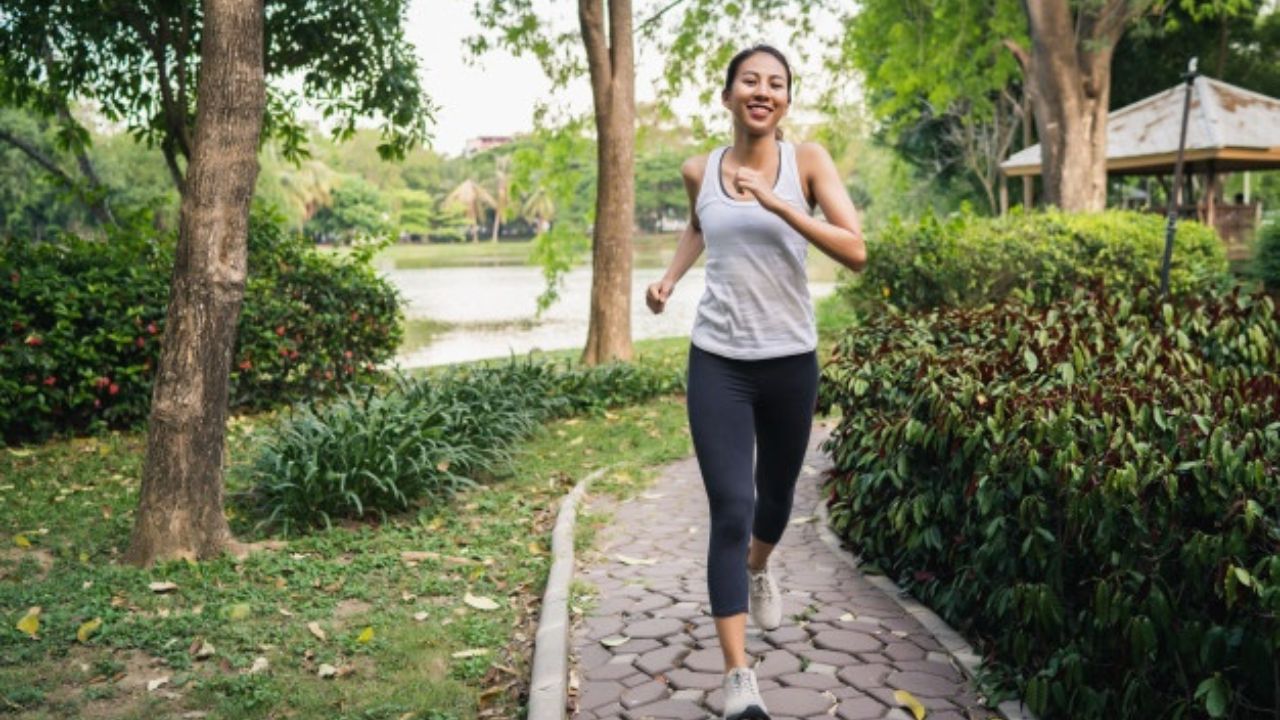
[124,0,266,567]
[579,0,635,365]
[1013,0,1150,211]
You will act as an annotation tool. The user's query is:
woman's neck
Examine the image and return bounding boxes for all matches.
[729,131,779,168]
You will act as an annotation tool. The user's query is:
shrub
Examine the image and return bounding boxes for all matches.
[0,208,401,444]
[245,355,685,533]
[819,287,1280,719]
[842,209,1229,312]
[1252,218,1280,294]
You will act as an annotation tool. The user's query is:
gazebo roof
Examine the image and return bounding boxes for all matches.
[1001,76,1280,177]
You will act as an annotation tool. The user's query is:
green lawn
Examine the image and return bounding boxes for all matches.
[0,339,697,720]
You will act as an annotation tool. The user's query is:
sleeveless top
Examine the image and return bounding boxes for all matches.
[690,140,817,360]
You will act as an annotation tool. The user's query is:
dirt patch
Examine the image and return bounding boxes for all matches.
[0,546,54,582]
[334,598,373,618]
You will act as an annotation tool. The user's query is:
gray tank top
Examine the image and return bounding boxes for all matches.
[690,140,817,360]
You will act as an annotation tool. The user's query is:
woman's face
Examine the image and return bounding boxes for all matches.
[722,52,790,136]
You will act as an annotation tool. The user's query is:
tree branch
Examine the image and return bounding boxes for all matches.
[636,0,687,34]
[609,0,634,83]
[0,126,113,225]
[1002,37,1032,74]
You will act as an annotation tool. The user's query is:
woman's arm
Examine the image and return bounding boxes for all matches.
[732,142,867,272]
[646,155,707,314]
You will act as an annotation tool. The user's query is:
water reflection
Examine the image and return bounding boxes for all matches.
[385,265,835,368]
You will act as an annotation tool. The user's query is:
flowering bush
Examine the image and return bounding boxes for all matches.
[0,208,402,444]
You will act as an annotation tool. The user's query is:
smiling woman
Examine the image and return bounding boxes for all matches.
[641,44,868,720]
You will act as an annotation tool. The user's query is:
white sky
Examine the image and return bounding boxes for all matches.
[407,0,846,156]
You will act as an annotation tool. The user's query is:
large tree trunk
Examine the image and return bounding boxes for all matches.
[124,0,265,566]
[579,0,635,365]
[1011,0,1151,211]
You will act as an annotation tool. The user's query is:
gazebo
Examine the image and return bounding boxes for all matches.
[1001,76,1280,258]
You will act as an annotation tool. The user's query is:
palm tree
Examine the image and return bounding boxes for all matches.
[521,186,555,234]
[278,159,337,227]
[490,155,512,242]
[444,179,495,243]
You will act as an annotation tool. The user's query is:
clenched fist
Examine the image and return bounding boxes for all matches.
[646,278,674,314]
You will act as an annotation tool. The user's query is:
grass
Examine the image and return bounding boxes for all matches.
[0,343,696,720]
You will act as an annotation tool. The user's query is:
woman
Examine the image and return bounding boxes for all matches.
[645,44,867,720]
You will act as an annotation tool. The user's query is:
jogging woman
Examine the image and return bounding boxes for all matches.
[645,45,867,720]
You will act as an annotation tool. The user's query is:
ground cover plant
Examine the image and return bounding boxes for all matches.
[0,339,694,720]
[819,287,1280,719]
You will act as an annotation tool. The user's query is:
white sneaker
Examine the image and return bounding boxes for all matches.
[722,666,770,720]
[748,565,782,631]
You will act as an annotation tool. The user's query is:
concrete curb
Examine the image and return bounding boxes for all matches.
[527,466,609,720]
[813,497,1039,720]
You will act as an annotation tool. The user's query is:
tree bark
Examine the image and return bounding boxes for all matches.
[1011,0,1152,211]
[124,0,265,566]
[579,0,635,365]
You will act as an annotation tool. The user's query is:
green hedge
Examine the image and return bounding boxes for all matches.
[842,209,1229,311]
[0,209,402,444]
[819,288,1280,719]
[245,356,686,534]
[1252,218,1280,294]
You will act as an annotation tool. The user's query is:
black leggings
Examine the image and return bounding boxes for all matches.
[686,343,819,618]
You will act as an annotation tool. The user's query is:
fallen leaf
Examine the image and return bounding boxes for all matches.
[400,551,439,562]
[5,448,32,457]
[13,534,30,548]
[569,435,584,446]
[277,607,294,618]
[317,663,338,679]
[149,581,178,594]
[76,618,103,643]
[247,656,269,674]
[225,603,251,620]
[147,676,170,692]
[15,606,40,637]
[355,626,374,643]
[801,464,818,476]
[527,542,545,555]
[413,612,429,622]
[839,612,855,622]
[599,635,630,647]
[451,648,489,659]
[436,460,451,472]
[463,593,500,611]
[788,515,816,525]
[615,554,657,566]
[894,689,927,720]
[307,622,327,641]
[639,492,665,500]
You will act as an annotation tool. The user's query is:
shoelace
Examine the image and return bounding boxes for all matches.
[750,569,772,597]
[731,669,759,696]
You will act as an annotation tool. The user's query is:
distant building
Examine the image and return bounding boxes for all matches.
[464,135,514,156]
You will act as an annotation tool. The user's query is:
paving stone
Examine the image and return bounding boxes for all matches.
[811,629,883,653]
[625,617,685,639]
[681,647,726,674]
[882,641,927,662]
[835,697,890,720]
[778,671,842,690]
[578,680,625,711]
[794,647,860,667]
[622,672,654,688]
[627,594,676,614]
[759,687,833,716]
[886,670,962,698]
[665,668,723,691]
[636,645,689,676]
[623,698,708,719]
[764,625,809,644]
[837,663,893,689]
[585,660,638,681]
[894,659,964,683]
[754,649,802,680]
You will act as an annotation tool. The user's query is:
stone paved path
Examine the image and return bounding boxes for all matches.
[567,421,996,720]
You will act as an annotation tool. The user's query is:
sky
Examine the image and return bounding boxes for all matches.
[406,0,845,156]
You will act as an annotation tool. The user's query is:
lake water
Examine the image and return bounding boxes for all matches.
[384,265,835,367]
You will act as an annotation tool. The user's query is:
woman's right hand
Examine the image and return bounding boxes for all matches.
[645,278,674,314]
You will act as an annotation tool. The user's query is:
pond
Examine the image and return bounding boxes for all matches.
[385,264,836,367]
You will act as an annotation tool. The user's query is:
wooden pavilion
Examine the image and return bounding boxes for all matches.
[1001,76,1280,258]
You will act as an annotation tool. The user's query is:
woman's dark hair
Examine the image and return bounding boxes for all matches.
[722,44,793,103]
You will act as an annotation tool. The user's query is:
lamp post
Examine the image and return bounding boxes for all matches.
[1160,57,1198,298]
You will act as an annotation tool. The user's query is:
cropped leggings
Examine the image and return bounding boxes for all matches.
[686,343,819,618]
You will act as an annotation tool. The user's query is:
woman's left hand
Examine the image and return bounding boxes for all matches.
[733,166,784,213]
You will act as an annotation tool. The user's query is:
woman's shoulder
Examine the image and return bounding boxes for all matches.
[792,141,834,168]
[680,153,711,185]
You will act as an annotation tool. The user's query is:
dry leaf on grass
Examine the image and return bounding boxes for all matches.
[615,554,657,566]
[463,593,500,611]
[76,617,102,643]
[355,626,374,643]
[148,581,178,593]
[307,622,327,641]
[15,606,40,637]
[451,648,489,659]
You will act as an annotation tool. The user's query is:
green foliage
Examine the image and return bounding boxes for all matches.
[304,177,393,244]
[1252,217,1280,293]
[0,208,402,444]
[247,356,685,534]
[844,209,1229,311]
[820,287,1280,718]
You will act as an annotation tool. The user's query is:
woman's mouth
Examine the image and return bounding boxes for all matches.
[747,103,772,120]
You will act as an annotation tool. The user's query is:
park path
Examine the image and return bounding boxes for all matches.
[566,420,997,720]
